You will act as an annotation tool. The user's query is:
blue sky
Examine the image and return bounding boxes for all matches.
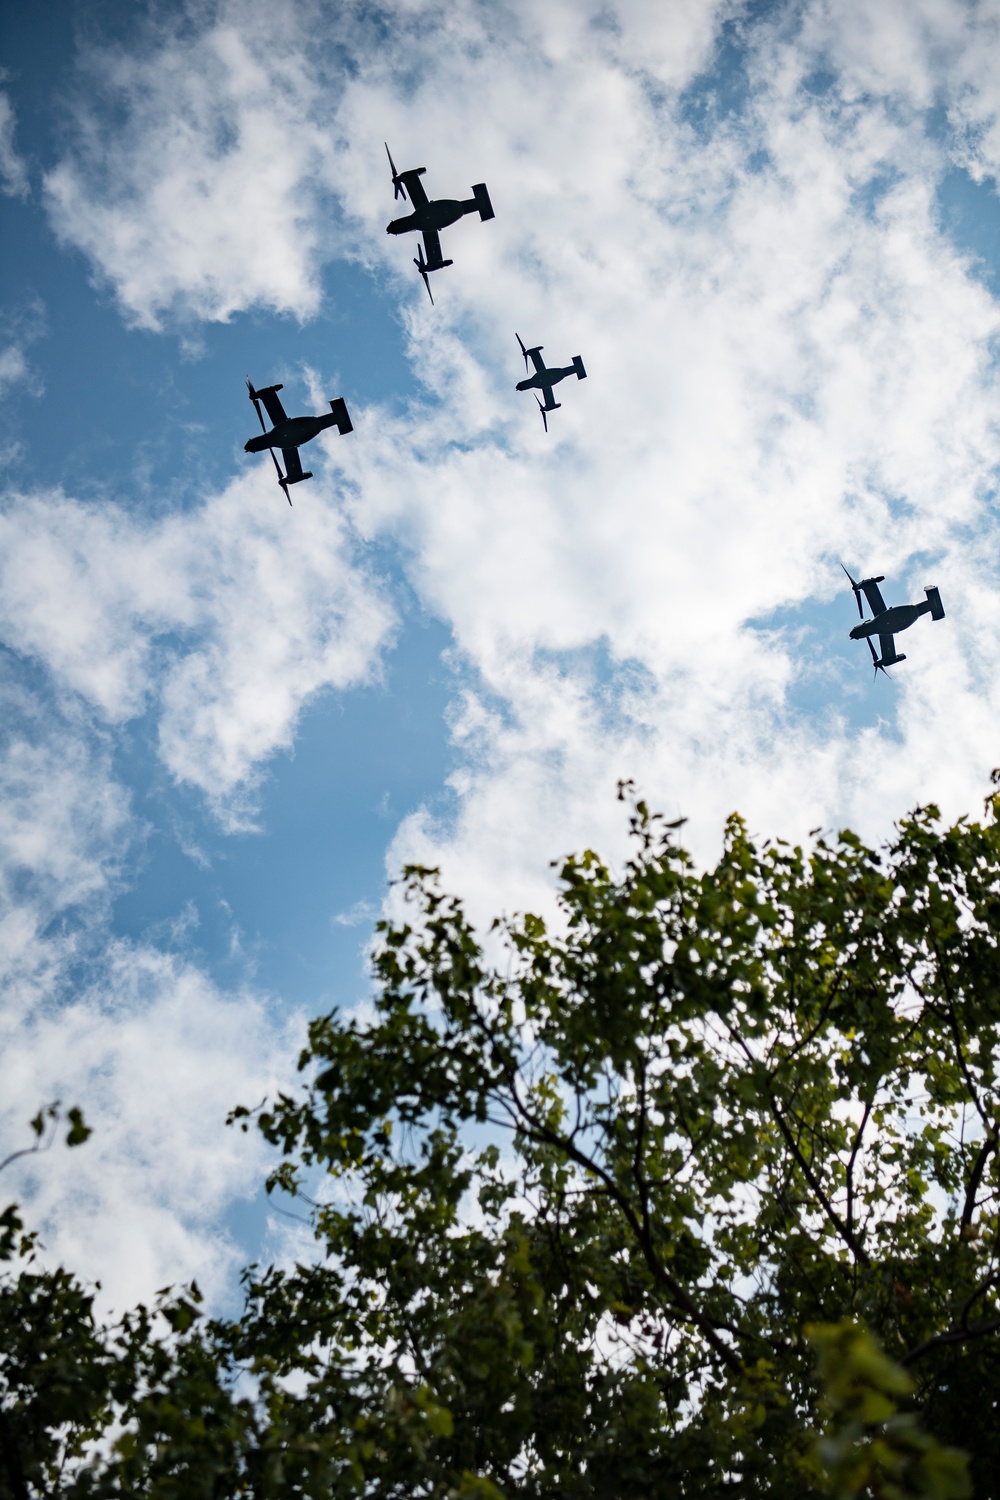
[4,0,1000,1311]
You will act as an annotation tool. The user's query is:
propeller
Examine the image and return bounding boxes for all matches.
[414,246,434,304]
[535,394,549,432]
[516,332,530,373]
[866,637,888,680]
[247,376,292,505]
[385,142,406,201]
[841,562,865,619]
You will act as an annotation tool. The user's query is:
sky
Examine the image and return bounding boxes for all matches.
[3,0,1000,1314]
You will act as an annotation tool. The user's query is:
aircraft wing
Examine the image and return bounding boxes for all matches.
[281,447,306,484]
[538,382,559,412]
[878,632,896,665]
[527,348,546,375]
[259,388,288,426]
[400,169,429,210]
[861,578,887,616]
[421,228,446,270]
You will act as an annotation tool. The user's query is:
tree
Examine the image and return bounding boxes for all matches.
[4,784,999,1496]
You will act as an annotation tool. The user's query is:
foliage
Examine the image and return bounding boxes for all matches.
[3,784,1000,1495]
[806,1319,970,1499]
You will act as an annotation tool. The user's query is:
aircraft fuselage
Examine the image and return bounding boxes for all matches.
[850,600,930,641]
[516,364,575,397]
[387,197,479,237]
[244,412,339,454]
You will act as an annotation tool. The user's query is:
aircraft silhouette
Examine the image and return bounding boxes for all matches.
[515,334,587,430]
[385,144,494,302]
[842,565,945,677]
[244,379,353,504]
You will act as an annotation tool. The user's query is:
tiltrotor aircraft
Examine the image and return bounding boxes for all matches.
[244,378,353,503]
[515,334,587,430]
[385,144,495,301]
[842,565,945,676]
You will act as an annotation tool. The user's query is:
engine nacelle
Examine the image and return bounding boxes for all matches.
[925,585,945,621]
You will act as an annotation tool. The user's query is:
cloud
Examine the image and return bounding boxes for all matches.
[0,673,301,1314]
[40,0,727,329]
[38,0,1000,891]
[0,936,301,1313]
[0,473,394,825]
[319,0,1000,908]
[11,0,1000,1314]
[0,298,46,402]
[42,3,349,329]
[0,91,29,198]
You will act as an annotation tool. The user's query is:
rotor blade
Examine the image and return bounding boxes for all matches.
[535,394,548,432]
[247,378,269,435]
[385,142,405,200]
[268,447,292,503]
[414,256,434,304]
[841,562,865,618]
[865,637,885,677]
[516,332,529,371]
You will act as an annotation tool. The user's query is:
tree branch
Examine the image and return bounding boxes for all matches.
[501,1070,746,1378]
[960,1126,999,1235]
[765,1089,872,1268]
[846,1094,875,1245]
[901,1315,1000,1367]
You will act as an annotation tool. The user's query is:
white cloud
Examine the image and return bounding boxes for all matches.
[10,0,1000,1315]
[0,682,301,1314]
[42,5,347,329]
[0,299,46,401]
[0,473,394,825]
[38,0,1000,896]
[0,92,28,198]
[0,343,31,396]
[0,937,301,1313]
[323,2,1000,908]
[40,0,728,329]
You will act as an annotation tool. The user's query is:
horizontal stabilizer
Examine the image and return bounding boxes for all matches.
[925,585,945,621]
[572,355,586,380]
[472,182,495,221]
[329,398,353,435]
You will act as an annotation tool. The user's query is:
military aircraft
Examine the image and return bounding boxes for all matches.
[842,564,945,677]
[385,144,495,302]
[244,378,353,504]
[515,334,587,430]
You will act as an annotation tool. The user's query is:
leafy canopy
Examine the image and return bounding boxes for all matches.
[4,784,1000,1496]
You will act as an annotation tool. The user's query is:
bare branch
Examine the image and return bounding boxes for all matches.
[846,1094,875,1244]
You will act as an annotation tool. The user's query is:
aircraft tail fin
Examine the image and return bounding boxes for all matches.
[471,182,495,221]
[572,355,587,380]
[328,398,353,436]
[925,585,945,621]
